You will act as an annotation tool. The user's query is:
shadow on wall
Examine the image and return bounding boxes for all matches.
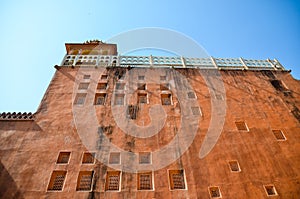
[0,121,42,131]
[0,160,24,199]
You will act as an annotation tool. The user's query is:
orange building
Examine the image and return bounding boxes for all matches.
[0,41,299,198]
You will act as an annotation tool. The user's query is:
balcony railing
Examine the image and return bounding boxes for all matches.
[60,55,285,71]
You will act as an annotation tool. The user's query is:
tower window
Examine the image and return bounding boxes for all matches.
[208,186,222,198]
[138,93,147,104]
[105,171,121,191]
[137,172,153,190]
[272,130,286,141]
[76,171,94,191]
[161,94,172,105]
[191,107,201,116]
[82,152,95,164]
[127,105,139,120]
[160,83,170,91]
[264,185,278,196]
[47,171,67,191]
[137,83,146,90]
[139,152,151,164]
[187,92,196,99]
[83,75,91,79]
[138,75,145,80]
[56,152,71,164]
[169,170,186,190]
[228,160,241,172]
[94,93,107,105]
[114,94,125,105]
[160,76,166,81]
[78,83,89,90]
[109,152,121,164]
[116,83,125,90]
[74,93,87,105]
[97,83,108,90]
[235,121,249,131]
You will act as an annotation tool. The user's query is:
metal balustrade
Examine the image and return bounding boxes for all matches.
[60,55,286,71]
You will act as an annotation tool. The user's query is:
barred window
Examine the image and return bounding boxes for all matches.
[76,171,94,191]
[209,186,222,198]
[169,170,186,190]
[47,171,67,191]
[161,94,172,105]
[56,152,71,164]
[105,171,121,191]
[82,152,95,164]
[228,160,241,172]
[137,172,153,190]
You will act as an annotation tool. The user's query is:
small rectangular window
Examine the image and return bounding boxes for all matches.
[105,171,121,191]
[137,83,146,90]
[109,152,121,164]
[161,94,172,105]
[56,152,71,164]
[160,76,166,81]
[272,130,286,141]
[160,83,170,91]
[127,105,139,120]
[47,171,67,191]
[76,171,94,191]
[187,92,196,99]
[74,93,87,105]
[270,80,288,92]
[114,94,125,105]
[138,75,145,80]
[101,74,108,80]
[97,83,108,90]
[138,93,147,104]
[264,185,278,196]
[208,186,222,198]
[137,172,153,190]
[169,170,186,190]
[235,121,249,131]
[82,152,95,164]
[78,83,89,90]
[228,160,241,172]
[215,94,223,100]
[191,107,201,116]
[116,83,125,90]
[139,152,151,164]
[83,75,91,79]
[94,93,107,105]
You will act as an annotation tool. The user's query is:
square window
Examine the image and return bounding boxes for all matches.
[109,152,120,164]
[137,172,153,190]
[169,170,186,190]
[83,75,91,79]
[97,83,108,90]
[215,94,223,100]
[235,121,249,131]
[78,83,89,90]
[209,186,222,198]
[161,94,172,105]
[264,185,278,196]
[47,171,67,191]
[139,152,151,164]
[191,107,201,116]
[187,92,196,99]
[160,83,170,91]
[272,130,286,141]
[105,171,121,191]
[94,93,107,105]
[76,171,94,191]
[74,93,87,105]
[101,74,108,80]
[138,75,145,81]
[56,152,71,164]
[138,93,147,104]
[116,83,125,90]
[114,94,124,105]
[160,76,166,81]
[228,160,241,172]
[137,83,146,90]
[82,152,95,164]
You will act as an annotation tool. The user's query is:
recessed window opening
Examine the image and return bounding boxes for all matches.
[139,152,151,164]
[209,186,222,198]
[94,93,107,105]
[160,76,167,81]
[235,121,249,131]
[160,83,170,91]
[105,171,121,191]
[74,93,87,105]
[187,92,196,99]
[76,171,94,191]
[83,75,91,79]
[56,152,71,164]
[137,172,153,190]
[82,152,95,164]
[228,160,241,172]
[109,152,121,164]
[97,83,107,90]
[138,75,145,80]
[264,185,278,196]
[47,171,67,191]
[270,80,288,92]
[191,106,201,116]
[137,83,146,90]
[127,105,139,120]
[101,74,108,80]
[78,83,89,90]
[169,170,186,190]
[114,94,125,105]
[272,130,286,141]
[161,94,172,105]
[116,83,125,90]
[138,93,147,104]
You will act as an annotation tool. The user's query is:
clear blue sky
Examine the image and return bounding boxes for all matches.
[0,0,299,112]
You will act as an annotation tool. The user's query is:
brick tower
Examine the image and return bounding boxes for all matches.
[0,41,299,198]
